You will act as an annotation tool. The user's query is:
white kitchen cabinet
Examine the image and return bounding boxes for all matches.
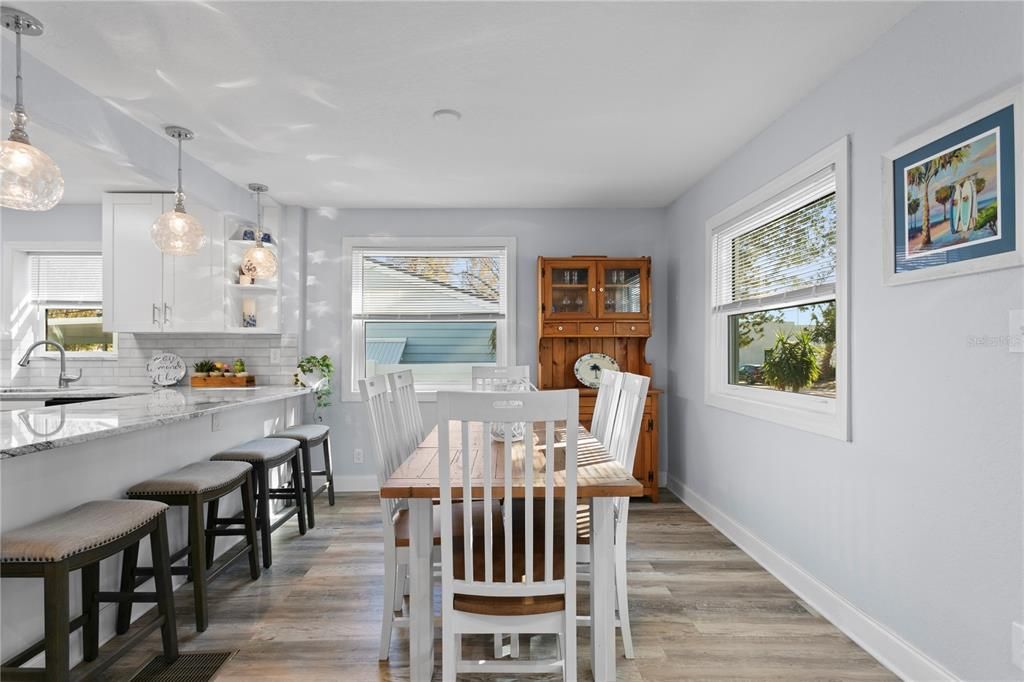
[102,192,225,333]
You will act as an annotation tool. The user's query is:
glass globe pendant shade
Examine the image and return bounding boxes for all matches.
[0,136,63,211]
[151,206,208,256]
[241,242,278,279]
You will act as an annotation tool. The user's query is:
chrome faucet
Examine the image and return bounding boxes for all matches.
[17,340,82,388]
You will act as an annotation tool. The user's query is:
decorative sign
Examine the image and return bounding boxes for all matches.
[146,352,186,386]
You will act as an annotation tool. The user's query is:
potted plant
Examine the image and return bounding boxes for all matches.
[762,331,820,393]
[294,354,334,422]
[233,358,248,377]
[192,360,215,377]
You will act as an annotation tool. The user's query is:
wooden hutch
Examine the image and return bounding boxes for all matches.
[536,256,659,500]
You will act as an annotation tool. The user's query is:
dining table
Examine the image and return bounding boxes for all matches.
[380,418,643,681]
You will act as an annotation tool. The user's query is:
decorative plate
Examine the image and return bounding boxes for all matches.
[573,352,620,389]
[146,352,186,386]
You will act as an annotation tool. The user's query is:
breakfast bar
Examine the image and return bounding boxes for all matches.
[0,386,310,669]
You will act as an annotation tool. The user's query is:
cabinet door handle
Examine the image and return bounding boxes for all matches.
[163,303,171,326]
[599,287,604,292]
[152,304,160,326]
[591,287,596,292]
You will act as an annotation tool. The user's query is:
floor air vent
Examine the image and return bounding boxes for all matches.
[129,651,237,681]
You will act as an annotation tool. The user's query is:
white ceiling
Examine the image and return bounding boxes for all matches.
[12,1,914,209]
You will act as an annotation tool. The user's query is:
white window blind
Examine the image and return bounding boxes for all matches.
[352,248,507,320]
[712,167,837,314]
[30,253,103,302]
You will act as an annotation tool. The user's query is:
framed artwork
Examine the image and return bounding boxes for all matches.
[883,85,1022,285]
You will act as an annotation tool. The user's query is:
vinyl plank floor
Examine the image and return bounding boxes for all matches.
[92,490,895,681]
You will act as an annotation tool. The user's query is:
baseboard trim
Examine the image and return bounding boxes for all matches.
[666,475,956,682]
[336,475,379,493]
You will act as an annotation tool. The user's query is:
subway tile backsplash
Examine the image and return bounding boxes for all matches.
[2,333,300,388]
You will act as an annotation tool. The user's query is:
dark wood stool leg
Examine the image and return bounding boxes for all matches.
[240,471,261,580]
[205,497,220,570]
[149,514,179,662]
[256,465,273,568]
[42,561,70,681]
[187,495,209,632]
[322,437,336,506]
[291,454,308,535]
[81,561,100,662]
[300,442,316,528]
[116,541,140,634]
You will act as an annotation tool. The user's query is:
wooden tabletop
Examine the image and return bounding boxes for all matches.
[380,422,643,499]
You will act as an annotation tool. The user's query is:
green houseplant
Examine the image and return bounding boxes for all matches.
[762,331,820,393]
[294,354,334,422]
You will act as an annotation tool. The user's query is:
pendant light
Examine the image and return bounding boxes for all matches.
[151,126,207,255]
[0,7,64,211]
[241,183,278,279]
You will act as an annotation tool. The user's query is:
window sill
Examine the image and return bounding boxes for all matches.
[38,353,118,362]
[705,386,848,441]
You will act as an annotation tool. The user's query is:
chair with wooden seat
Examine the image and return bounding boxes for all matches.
[471,364,531,391]
[361,375,504,661]
[123,460,261,632]
[386,370,425,458]
[577,370,649,659]
[1,500,178,681]
[211,437,307,569]
[436,388,579,681]
[269,423,336,527]
[589,368,624,448]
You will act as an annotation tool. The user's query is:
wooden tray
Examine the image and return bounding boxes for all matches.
[190,375,256,388]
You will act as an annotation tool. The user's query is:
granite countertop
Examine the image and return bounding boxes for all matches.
[0,385,149,401]
[1,386,312,458]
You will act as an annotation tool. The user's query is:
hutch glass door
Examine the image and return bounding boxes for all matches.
[597,261,646,318]
[545,261,595,318]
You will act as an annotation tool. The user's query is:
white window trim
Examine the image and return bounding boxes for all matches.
[704,137,850,440]
[2,241,118,360]
[341,236,517,402]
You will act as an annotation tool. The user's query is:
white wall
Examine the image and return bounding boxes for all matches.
[664,3,1023,680]
[304,208,668,486]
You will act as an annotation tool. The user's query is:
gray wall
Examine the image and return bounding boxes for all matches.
[304,208,668,485]
[663,2,1023,679]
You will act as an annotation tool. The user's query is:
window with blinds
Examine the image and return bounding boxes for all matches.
[29,252,104,302]
[27,251,115,353]
[712,168,836,314]
[348,243,512,393]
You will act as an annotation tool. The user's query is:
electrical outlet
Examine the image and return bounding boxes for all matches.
[211,412,222,432]
[354,448,364,464]
[1012,621,1023,670]
[269,348,281,364]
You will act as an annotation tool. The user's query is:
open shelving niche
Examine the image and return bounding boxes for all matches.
[224,214,281,334]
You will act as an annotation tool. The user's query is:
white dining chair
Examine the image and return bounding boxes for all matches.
[590,368,624,448]
[359,375,411,660]
[578,370,649,659]
[437,389,579,681]
[387,369,425,457]
[471,364,531,391]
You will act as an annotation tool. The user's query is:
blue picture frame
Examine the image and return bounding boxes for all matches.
[884,86,1023,285]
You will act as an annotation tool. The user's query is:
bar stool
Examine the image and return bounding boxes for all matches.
[269,424,335,527]
[123,461,261,632]
[211,438,306,569]
[1,500,178,681]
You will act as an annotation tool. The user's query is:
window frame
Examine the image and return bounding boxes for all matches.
[704,137,850,440]
[341,236,517,402]
[38,303,118,358]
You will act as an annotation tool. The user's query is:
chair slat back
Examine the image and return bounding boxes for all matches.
[359,375,404,522]
[387,370,424,456]
[437,389,578,602]
[606,372,650,472]
[590,369,623,447]
[471,365,531,391]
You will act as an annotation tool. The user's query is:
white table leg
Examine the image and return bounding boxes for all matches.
[590,497,616,681]
[408,498,434,681]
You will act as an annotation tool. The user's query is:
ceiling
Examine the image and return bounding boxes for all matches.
[11,1,914,209]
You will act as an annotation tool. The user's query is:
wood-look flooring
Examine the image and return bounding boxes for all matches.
[97,490,895,680]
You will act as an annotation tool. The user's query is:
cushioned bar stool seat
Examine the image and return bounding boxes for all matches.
[212,438,306,568]
[269,423,335,526]
[124,460,260,632]
[1,500,178,681]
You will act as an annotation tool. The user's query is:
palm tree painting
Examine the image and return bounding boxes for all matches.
[903,128,1001,258]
